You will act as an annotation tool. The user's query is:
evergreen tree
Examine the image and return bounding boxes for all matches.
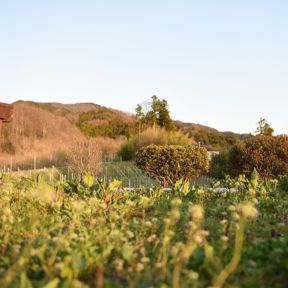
[135,104,145,134]
[136,95,175,131]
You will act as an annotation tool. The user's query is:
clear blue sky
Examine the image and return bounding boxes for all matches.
[0,0,287,134]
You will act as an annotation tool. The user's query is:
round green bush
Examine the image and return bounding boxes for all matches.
[135,144,209,186]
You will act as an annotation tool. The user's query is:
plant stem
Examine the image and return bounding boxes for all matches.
[172,263,181,288]
[213,218,245,288]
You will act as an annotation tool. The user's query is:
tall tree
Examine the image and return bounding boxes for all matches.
[157,99,175,131]
[255,118,274,136]
[135,104,145,135]
[136,96,175,131]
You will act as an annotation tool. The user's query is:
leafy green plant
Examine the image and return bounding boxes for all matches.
[0,172,287,287]
[135,144,209,186]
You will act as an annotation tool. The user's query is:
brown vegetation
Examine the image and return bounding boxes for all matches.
[66,138,103,175]
[229,135,288,178]
[0,102,124,169]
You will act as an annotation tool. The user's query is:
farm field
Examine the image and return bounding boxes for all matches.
[1,161,214,188]
[99,162,214,188]
[0,172,287,288]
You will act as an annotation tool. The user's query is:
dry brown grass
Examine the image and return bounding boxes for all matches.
[135,127,195,149]
[0,102,124,169]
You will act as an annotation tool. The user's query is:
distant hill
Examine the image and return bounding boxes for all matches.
[175,120,249,149]
[0,100,248,167]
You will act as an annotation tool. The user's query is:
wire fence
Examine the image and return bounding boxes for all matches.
[0,159,216,188]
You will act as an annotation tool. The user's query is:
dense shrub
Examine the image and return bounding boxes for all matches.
[135,144,209,186]
[209,149,230,179]
[119,127,192,160]
[120,138,137,161]
[229,135,288,178]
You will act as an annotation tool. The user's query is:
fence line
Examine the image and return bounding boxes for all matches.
[1,160,215,188]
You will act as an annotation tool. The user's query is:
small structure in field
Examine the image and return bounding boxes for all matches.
[0,103,14,139]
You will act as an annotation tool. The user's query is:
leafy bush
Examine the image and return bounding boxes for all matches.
[120,127,192,160]
[229,135,288,178]
[119,138,137,161]
[135,144,209,186]
[278,176,288,192]
[209,149,230,179]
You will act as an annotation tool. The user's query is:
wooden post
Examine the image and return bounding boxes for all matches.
[34,156,37,170]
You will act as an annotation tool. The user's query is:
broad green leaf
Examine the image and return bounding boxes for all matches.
[122,243,134,261]
[83,172,94,188]
[43,278,60,288]
[108,179,122,190]
[182,181,190,196]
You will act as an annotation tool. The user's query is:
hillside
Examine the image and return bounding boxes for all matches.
[0,100,247,168]
[175,121,248,149]
[0,101,132,168]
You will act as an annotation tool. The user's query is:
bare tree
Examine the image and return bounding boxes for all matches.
[67,138,103,176]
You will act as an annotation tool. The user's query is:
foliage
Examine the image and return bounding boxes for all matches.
[77,108,134,138]
[278,175,288,192]
[135,144,209,186]
[119,127,192,160]
[119,138,137,161]
[229,135,288,178]
[135,95,175,132]
[255,117,274,136]
[0,172,287,287]
[209,149,230,179]
[176,121,243,149]
[193,131,239,148]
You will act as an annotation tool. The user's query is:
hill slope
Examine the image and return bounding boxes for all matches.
[0,100,247,167]
[0,101,133,167]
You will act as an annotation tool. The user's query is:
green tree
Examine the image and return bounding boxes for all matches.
[135,104,145,135]
[255,118,274,136]
[136,96,175,131]
[157,99,175,130]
